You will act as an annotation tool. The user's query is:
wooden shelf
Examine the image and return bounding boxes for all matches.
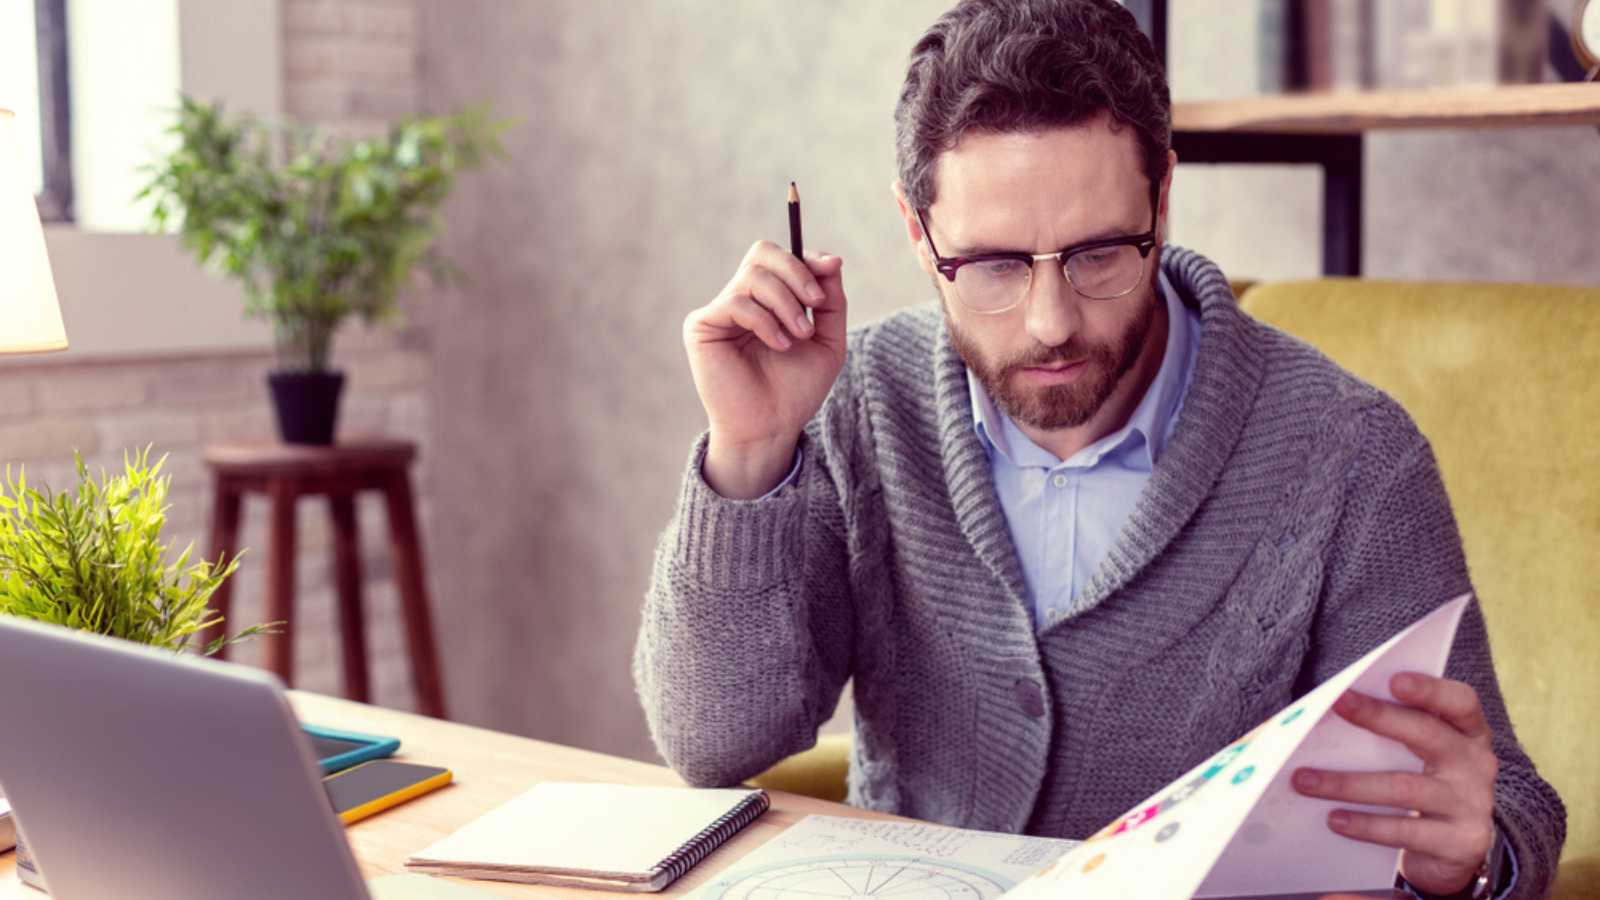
[1174,83,1600,134]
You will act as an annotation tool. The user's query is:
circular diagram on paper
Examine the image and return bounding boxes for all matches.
[700,854,1014,899]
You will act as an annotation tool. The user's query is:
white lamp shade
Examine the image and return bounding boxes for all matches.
[0,108,67,355]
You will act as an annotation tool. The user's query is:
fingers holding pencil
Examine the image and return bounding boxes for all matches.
[685,183,848,356]
[801,250,848,353]
[786,182,848,352]
[681,183,851,497]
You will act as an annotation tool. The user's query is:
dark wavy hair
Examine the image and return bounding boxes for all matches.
[894,0,1171,210]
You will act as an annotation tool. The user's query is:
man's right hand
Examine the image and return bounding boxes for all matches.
[683,240,849,500]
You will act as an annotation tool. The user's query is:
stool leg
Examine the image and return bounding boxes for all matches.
[266,479,298,686]
[203,476,244,658]
[328,493,370,703]
[383,470,446,718]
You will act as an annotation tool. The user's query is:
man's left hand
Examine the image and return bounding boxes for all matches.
[1292,672,1498,897]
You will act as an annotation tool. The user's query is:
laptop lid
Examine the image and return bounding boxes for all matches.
[0,617,370,900]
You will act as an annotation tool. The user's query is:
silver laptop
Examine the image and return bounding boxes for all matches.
[0,616,480,900]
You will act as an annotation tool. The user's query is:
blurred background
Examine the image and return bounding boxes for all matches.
[0,0,1597,765]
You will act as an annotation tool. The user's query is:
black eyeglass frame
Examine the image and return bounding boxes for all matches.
[915,182,1162,309]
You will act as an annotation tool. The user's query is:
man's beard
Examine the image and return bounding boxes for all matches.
[946,288,1157,432]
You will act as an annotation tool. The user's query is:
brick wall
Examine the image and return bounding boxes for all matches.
[283,0,422,137]
[0,0,432,712]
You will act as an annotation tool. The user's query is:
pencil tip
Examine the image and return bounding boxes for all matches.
[788,181,799,203]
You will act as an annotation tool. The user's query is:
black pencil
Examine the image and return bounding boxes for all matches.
[788,181,803,261]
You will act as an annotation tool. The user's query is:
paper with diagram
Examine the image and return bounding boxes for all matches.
[695,595,1468,899]
[1004,592,1470,899]
[688,815,1076,898]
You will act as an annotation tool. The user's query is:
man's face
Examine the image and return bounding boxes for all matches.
[898,117,1174,437]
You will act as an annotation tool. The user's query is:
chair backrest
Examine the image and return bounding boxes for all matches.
[1242,278,1600,867]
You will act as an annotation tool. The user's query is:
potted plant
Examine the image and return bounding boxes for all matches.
[0,448,274,886]
[0,448,271,654]
[139,97,505,444]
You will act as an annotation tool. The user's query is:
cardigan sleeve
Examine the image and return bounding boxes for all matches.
[631,350,864,788]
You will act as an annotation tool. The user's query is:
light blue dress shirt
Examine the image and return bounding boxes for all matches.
[969,271,1200,632]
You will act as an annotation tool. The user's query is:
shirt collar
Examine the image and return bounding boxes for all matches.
[969,269,1194,471]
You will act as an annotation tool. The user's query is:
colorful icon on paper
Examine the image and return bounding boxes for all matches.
[1089,738,1254,843]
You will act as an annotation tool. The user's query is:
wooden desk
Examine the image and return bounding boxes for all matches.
[0,692,890,897]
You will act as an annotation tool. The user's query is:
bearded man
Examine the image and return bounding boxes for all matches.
[633,2,1565,897]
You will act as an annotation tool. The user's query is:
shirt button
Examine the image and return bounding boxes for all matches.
[1013,679,1046,718]
[1051,474,1068,488]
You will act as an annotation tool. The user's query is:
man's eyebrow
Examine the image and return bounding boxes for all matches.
[949,224,1146,257]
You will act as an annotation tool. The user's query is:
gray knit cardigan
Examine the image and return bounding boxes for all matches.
[633,247,1565,897]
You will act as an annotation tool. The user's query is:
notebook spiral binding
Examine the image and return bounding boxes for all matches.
[652,789,771,887]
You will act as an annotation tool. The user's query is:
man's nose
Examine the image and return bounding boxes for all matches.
[1023,258,1081,349]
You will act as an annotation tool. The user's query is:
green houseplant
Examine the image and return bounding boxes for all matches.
[0,448,273,883]
[0,448,271,654]
[139,97,505,444]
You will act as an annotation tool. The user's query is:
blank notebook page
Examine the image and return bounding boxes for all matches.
[409,782,762,876]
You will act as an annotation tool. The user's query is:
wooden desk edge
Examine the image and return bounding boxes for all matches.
[0,691,890,898]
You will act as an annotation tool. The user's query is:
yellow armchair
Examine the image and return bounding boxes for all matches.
[1243,278,1599,898]
[754,277,1599,896]
[749,732,851,803]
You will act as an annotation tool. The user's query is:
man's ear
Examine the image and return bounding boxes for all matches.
[1156,148,1178,245]
[892,180,935,275]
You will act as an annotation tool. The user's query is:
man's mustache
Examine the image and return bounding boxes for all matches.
[1000,341,1102,374]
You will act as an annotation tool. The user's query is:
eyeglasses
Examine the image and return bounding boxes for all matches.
[916,187,1159,314]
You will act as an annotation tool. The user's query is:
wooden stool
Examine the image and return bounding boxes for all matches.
[202,438,446,718]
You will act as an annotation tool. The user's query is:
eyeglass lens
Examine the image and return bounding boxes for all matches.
[955,244,1145,310]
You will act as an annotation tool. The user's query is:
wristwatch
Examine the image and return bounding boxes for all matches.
[1401,823,1504,900]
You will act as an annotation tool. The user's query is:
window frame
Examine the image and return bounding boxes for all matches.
[34,0,72,223]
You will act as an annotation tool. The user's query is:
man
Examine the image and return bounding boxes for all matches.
[632,2,1565,897]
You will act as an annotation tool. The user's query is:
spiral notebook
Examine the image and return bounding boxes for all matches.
[405,783,769,892]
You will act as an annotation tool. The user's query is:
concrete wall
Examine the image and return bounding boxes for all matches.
[417,0,1600,764]
[416,1,953,759]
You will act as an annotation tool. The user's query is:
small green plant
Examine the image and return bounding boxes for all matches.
[138,96,508,372]
[0,448,273,655]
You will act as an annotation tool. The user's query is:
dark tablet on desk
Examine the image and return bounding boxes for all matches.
[302,723,401,774]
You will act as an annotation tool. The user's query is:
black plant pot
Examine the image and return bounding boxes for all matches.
[267,370,346,445]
